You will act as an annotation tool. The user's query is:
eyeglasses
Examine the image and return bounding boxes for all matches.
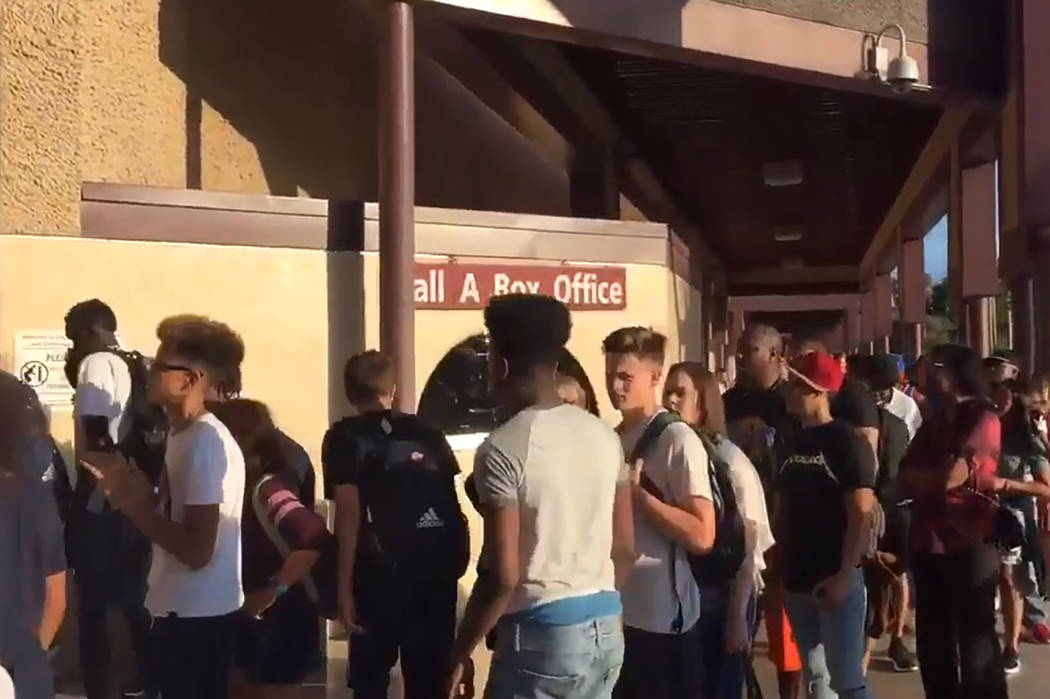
[149,361,196,375]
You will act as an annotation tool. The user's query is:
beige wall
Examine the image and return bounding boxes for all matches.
[0,235,704,464]
[0,0,578,239]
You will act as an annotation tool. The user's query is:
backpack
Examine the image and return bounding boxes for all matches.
[337,416,470,583]
[251,474,340,620]
[629,412,748,589]
[107,349,168,486]
[71,349,167,517]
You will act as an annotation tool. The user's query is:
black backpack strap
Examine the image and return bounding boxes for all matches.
[628,412,683,502]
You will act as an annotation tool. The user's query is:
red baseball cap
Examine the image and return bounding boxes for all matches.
[789,351,844,393]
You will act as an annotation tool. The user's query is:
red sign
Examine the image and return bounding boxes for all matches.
[414,263,627,310]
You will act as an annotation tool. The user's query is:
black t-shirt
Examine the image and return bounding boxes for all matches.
[775,420,877,592]
[276,428,315,509]
[724,382,796,489]
[831,377,879,430]
[321,410,460,497]
[876,408,910,506]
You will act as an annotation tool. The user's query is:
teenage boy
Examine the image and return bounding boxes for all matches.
[64,299,153,699]
[83,316,247,699]
[777,351,877,699]
[723,324,802,699]
[324,350,469,699]
[450,295,633,699]
[602,326,714,699]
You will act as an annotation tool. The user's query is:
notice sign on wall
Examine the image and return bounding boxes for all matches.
[414,263,627,310]
[14,330,74,410]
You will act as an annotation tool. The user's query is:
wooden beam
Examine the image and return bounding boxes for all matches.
[729,265,858,287]
[505,36,723,268]
[860,107,972,278]
[729,293,859,313]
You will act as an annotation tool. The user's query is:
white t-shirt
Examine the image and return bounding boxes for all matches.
[886,387,923,439]
[74,350,133,507]
[474,404,626,615]
[619,412,712,634]
[146,412,245,618]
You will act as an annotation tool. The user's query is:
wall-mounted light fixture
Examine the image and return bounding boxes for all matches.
[861,23,922,93]
[762,160,804,187]
[773,224,804,243]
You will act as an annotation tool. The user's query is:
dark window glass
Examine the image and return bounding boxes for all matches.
[418,334,598,435]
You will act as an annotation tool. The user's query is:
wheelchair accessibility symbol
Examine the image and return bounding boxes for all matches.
[20,361,49,388]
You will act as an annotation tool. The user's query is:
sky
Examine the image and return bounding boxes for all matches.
[925,215,948,281]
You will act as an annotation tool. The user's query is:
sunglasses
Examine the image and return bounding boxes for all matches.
[149,360,197,375]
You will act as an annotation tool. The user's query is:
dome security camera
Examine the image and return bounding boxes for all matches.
[865,23,920,93]
[887,54,920,93]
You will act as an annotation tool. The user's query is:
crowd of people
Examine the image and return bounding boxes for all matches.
[2,293,1050,699]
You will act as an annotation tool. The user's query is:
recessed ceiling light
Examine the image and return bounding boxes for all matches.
[762,160,804,187]
[773,224,804,243]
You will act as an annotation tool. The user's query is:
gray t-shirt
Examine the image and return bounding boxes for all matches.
[474,404,626,615]
[619,412,712,634]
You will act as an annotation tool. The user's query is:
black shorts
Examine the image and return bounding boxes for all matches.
[235,586,321,685]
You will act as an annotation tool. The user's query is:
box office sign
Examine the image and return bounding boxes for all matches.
[414,263,627,310]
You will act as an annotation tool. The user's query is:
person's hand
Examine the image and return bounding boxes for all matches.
[445,658,474,699]
[972,471,1003,494]
[813,571,853,608]
[81,452,153,514]
[946,457,970,489]
[339,591,365,635]
[628,458,643,488]
[242,588,278,618]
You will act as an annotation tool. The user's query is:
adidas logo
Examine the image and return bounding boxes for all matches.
[416,508,445,529]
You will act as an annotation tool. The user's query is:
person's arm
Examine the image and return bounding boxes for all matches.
[323,428,365,632]
[611,481,636,589]
[725,520,757,653]
[73,356,120,462]
[450,442,522,686]
[333,484,362,630]
[36,491,67,649]
[856,427,879,464]
[40,572,66,649]
[83,446,222,570]
[451,504,520,667]
[632,425,716,554]
[245,476,329,615]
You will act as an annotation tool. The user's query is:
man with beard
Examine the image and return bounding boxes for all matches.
[723,324,801,699]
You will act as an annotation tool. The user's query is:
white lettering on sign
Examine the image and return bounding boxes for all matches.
[459,273,481,304]
[553,271,625,308]
[493,273,540,296]
[414,264,627,309]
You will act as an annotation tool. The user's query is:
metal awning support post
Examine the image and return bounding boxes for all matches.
[378,0,416,410]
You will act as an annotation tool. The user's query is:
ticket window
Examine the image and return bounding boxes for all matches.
[418,334,600,450]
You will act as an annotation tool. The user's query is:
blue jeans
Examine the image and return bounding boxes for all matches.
[784,569,871,699]
[698,586,757,699]
[486,614,624,699]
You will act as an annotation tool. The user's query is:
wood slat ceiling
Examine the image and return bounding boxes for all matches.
[559,43,943,273]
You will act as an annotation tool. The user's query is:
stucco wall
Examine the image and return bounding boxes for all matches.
[713,0,927,42]
[0,0,575,238]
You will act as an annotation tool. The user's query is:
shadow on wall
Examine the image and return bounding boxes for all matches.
[157,0,572,213]
[326,250,367,424]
